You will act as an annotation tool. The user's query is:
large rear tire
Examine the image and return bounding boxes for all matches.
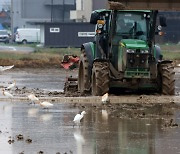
[78,50,91,94]
[160,63,175,95]
[92,62,109,96]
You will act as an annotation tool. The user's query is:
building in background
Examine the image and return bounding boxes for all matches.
[11,0,75,34]
[8,0,180,45]
[70,0,107,22]
[0,0,11,11]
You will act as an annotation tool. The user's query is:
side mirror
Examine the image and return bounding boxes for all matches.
[90,11,100,24]
[159,16,167,27]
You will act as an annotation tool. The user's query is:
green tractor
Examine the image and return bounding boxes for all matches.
[78,2,175,96]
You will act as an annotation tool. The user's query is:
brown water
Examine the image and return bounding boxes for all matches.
[0,101,179,154]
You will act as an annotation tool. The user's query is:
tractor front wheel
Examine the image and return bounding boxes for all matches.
[92,62,109,96]
[78,50,91,94]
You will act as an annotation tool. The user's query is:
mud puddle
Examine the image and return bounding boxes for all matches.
[0,101,179,154]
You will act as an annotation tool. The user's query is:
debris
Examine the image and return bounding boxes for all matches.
[16,134,24,141]
[26,138,32,143]
[8,139,15,144]
[164,119,179,128]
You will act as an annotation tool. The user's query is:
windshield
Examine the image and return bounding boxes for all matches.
[0,30,8,35]
[116,12,150,41]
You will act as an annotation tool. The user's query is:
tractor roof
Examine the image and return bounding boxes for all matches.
[93,9,151,13]
[108,0,180,11]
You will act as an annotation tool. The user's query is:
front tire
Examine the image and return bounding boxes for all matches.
[78,50,91,94]
[22,39,27,44]
[92,62,109,96]
[160,63,175,95]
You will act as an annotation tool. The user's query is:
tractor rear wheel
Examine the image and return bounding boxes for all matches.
[78,50,91,94]
[160,63,175,95]
[92,62,109,96]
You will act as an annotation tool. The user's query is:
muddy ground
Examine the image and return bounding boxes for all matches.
[0,67,180,154]
[0,67,180,112]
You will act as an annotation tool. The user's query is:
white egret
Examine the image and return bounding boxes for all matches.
[101,93,109,104]
[0,65,14,72]
[28,94,39,104]
[39,101,53,109]
[2,89,13,99]
[6,80,16,90]
[73,111,86,127]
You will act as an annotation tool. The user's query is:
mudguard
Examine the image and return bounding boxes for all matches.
[155,45,173,64]
[154,45,162,62]
[81,42,95,69]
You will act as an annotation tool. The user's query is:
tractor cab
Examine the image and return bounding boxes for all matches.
[115,11,150,41]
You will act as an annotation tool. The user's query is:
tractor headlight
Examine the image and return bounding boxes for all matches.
[126,49,135,53]
[140,50,149,53]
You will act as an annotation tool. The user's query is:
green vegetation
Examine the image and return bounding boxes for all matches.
[0,44,179,68]
[0,45,81,67]
[160,44,180,60]
[34,47,80,56]
[0,46,80,60]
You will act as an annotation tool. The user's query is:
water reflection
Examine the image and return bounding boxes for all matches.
[39,113,53,122]
[0,102,179,154]
[27,108,39,117]
[74,129,85,154]
[101,109,108,122]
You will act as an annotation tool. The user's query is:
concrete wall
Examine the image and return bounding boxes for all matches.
[70,0,107,22]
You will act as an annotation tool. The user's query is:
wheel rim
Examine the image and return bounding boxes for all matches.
[92,72,97,96]
[78,62,84,92]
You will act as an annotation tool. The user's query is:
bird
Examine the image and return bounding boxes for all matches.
[73,111,86,127]
[101,93,109,104]
[0,65,14,72]
[2,89,13,99]
[6,80,16,90]
[39,101,54,109]
[28,94,39,104]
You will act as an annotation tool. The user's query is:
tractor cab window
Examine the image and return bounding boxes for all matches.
[116,12,149,41]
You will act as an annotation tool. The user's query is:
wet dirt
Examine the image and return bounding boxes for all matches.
[0,67,179,154]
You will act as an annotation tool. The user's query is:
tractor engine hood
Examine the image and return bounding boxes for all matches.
[120,39,149,50]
